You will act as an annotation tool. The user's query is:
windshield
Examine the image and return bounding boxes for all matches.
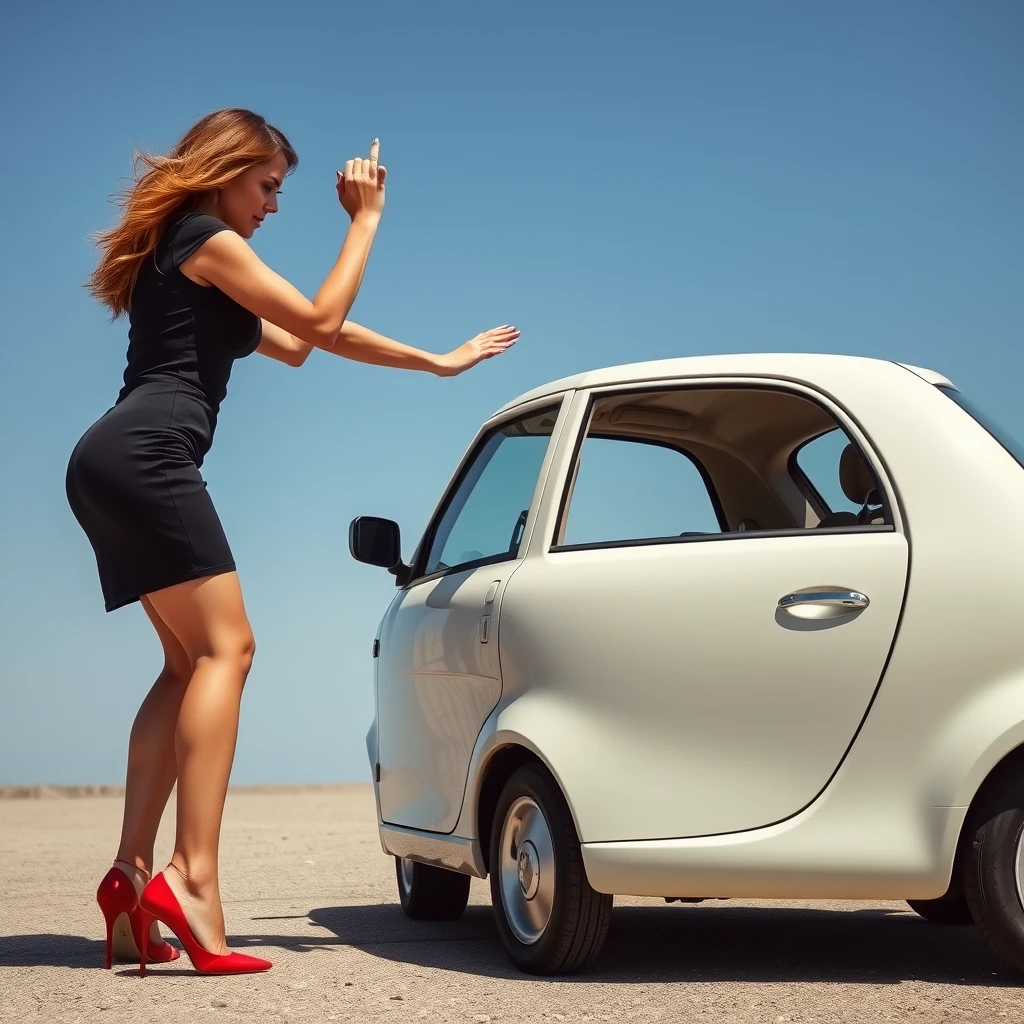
[939,386,1024,471]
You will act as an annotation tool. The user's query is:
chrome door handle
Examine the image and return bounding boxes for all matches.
[778,590,869,620]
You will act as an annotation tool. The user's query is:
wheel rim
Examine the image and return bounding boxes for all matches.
[398,857,415,895]
[1016,824,1024,910]
[498,795,555,945]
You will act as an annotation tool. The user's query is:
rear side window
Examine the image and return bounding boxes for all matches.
[794,428,863,516]
[560,437,722,546]
[940,387,1024,471]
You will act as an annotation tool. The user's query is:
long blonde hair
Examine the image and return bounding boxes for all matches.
[87,108,298,318]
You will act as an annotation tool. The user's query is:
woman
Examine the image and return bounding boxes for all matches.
[68,107,518,976]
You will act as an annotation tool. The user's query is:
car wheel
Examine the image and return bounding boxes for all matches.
[394,857,471,920]
[489,764,612,974]
[963,764,1024,972]
[906,892,974,925]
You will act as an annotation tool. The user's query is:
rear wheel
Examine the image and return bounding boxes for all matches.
[963,762,1024,973]
[395,857,471,920]
[488,764,612,974]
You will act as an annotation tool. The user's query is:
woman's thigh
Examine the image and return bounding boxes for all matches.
[140,595,193,680]
[143,573,255,668]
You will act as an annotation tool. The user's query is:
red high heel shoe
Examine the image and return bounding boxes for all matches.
[96,866,180,968]
[137,872,272,976]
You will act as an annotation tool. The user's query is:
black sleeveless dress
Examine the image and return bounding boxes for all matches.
[66,212,262,612]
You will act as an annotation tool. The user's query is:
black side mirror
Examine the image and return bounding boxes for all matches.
[349,516,402,569]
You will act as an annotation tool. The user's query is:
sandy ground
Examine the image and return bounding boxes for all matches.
[1,785,1022,1023]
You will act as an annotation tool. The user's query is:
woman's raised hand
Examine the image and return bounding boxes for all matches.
[337,139,386,222]
[436,325,520,377]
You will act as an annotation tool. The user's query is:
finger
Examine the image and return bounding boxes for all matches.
[369,138,379,179]
[344,159,355,181]
[377,165,387,186]
[352,158,364,181]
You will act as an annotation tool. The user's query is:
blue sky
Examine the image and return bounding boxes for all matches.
[1,1,1020,784]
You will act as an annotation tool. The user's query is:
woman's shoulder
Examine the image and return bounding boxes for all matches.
[156,211,234,273]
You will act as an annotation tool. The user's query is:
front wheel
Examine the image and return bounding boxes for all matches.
[963,762,1024,973]
[489,764,612,974]
[395,857,470,920]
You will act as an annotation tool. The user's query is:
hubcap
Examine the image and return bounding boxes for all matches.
[499,796,555,945]
[399,857,415,894]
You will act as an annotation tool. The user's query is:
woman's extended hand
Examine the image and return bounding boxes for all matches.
[435,325,520,377]
[336,139,386,222]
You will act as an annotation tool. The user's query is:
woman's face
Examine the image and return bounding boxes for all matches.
[213,151,291,238]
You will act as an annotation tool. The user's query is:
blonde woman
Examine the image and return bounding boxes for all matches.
[68,107,518,976]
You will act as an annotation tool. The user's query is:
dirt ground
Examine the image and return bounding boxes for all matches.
[1,785,1022,1023]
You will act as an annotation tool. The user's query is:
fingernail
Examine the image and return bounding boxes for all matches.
[373,137,379,144]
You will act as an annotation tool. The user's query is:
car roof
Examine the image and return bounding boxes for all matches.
[494,353,953,415]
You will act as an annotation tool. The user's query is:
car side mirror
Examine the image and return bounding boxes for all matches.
[348,516,414,586]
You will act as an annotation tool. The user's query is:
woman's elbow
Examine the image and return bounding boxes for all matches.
[303,317,338,351]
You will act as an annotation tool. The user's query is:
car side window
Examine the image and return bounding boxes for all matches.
[794,428,863,517]
[422,405,559,577]
[561,437,722,546]
[554,385,891,549]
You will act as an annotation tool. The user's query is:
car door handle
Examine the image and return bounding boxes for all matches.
[778,590,869,619]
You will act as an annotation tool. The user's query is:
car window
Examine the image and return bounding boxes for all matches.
[940,387,1024,471]
[794,428,862,516]
[423,406,559,576]
[561,437,721,546]
[555,385,890,546]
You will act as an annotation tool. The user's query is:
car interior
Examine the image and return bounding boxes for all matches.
[556,386,888,544]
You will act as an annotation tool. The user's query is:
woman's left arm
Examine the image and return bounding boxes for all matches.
[257,319,518,375]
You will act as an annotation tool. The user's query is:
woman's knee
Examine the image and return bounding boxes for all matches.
[201,628,256,675]
[239,631,256,675]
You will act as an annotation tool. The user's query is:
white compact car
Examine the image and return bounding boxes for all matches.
[349,354,1024,975]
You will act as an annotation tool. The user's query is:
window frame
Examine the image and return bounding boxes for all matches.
[549,381,897,556]
[405,399,565,587]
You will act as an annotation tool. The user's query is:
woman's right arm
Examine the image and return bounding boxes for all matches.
[183,142,386,351]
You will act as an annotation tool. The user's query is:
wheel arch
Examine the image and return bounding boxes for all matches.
[473,736,573,873]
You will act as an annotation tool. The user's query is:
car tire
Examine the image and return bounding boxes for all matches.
[395,857,471,920]
[906,892,974,925]
[488,764,612,974]
[963,763,1024,973]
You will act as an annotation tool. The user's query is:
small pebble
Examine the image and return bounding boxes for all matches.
[391,995,404,1001]
[211,999,228,1009]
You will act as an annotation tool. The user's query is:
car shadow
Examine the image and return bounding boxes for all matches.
[305,902,1018,986]
[4,903,1018,986]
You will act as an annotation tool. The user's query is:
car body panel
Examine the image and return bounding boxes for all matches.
[497,530,908,840]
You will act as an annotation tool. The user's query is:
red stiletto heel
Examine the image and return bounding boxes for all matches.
[96,864,181,970]
[139,872,272,976]
[96,867,139,970]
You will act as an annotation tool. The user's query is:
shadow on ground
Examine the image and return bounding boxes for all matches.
[304,903,1017,985]
[4,904,1019,986]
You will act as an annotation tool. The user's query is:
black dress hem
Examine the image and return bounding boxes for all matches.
[104,560,237,613]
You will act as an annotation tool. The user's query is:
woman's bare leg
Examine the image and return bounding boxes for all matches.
[115,596,192,878]
[113,596,192,946]
[144,572,256,955]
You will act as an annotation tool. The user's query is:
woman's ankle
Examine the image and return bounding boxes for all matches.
[166,857,220,900]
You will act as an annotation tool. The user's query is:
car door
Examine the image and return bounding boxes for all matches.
[497,380,910,841]
[376,398,566,833]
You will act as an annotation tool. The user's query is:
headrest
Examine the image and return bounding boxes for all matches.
[839,443,878,506]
